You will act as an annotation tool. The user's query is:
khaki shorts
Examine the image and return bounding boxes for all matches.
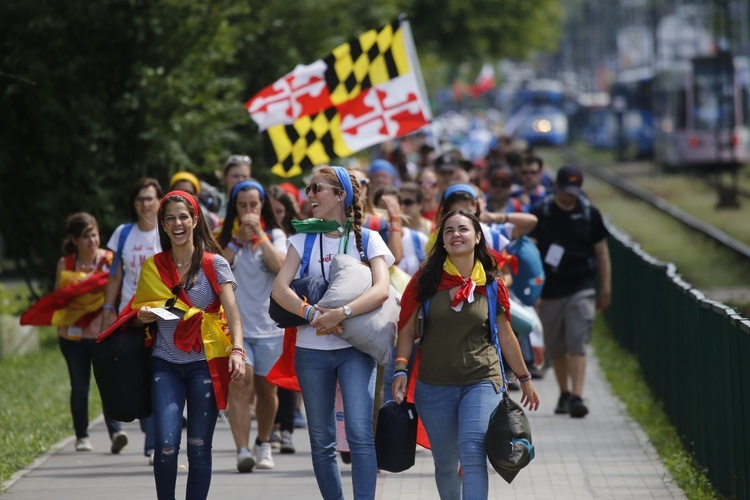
[538,288,596,360]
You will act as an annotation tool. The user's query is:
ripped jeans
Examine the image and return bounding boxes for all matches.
[150,356,219,500]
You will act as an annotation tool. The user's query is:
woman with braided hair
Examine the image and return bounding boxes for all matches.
[271,166,394,500]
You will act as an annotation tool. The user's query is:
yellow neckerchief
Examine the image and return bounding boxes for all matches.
[443,256,487,285]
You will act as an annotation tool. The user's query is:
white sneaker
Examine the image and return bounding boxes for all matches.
[254,442,275,470]
[269,430,281,452]
[148,450,155,466]
[75,437,92,452]
[237,448,255,473]
[110,431,128,454]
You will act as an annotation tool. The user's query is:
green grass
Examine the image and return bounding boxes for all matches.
[592,317,718,499]
[0,327,102,486]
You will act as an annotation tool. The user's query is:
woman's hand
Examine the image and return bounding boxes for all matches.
[310,306,344,335]
[519,380,540,411]
[392,375,408,404]
[229,353,246,381]
[137,306,158,323]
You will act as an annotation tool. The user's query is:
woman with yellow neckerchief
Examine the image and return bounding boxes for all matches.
[393,209,539,500]
[135,190,245,500]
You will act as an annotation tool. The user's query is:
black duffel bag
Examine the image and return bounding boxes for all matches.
[486,391,535,484]
[93,325,152,422]
[269,232,329,328]
[375,398,419,473]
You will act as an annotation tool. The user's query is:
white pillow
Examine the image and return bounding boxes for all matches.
[317,254,400,365]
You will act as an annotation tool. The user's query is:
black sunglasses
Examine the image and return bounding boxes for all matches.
[401,199,417,206]
[165,284,182,309]
[359,179,369,187]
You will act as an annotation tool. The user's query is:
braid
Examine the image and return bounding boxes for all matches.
[350,173,366,260]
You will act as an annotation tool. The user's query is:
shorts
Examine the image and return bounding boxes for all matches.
[538,288,596,360]
[242,336,283,377]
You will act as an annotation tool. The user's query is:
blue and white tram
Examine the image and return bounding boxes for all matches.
[653,54,750,170]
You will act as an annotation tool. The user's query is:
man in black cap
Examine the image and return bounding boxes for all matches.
[528,165,611,418]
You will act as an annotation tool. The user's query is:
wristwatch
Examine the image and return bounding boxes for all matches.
[342,305,352,318]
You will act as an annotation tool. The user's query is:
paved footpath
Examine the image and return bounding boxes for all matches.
[3,348,685,499]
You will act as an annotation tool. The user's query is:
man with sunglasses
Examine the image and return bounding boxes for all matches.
[511,154,548,212]
[218,155,252,218]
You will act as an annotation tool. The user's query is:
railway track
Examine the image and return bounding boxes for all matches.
[561,149,750,262]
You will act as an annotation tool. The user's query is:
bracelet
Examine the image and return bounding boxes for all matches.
[227,241,240,254]
[394,365,408,373]
[390,216,401,222]
[390,227,401,232]
[232,344,246,353]
[231,350,247,361]
[392,371,408,381]
[252,234,270,250]
[514,372,532,383]
[299,297,310,318]
[395,357,409,365]
[102,304,115,311]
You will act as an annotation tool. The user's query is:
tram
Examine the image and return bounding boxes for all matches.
[610,67,654,159]
[652,54,750,170]
[504,79,569,146]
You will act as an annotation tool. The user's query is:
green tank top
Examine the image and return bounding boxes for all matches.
[418,290,502,391]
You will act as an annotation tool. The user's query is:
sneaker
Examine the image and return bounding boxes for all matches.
[293,408,307,429]
[340,451,352,464]
[569,395,589,418]
[110,431,128,454]
[75,437,92,452]
[254,442,275,470]
[554,392,572,415]
[269,430,282,452]
[147,449,155,466]
[279,430,295,454]
[237,448,255,473]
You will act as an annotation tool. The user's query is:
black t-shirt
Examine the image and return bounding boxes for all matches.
[529,196,609,299]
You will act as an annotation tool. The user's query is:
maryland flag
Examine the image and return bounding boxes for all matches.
[246,17,431,177]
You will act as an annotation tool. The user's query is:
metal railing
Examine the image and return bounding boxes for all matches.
[603,222,750,499]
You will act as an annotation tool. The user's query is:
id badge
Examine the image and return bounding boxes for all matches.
[67,325,83,339]
[544,243,565,268]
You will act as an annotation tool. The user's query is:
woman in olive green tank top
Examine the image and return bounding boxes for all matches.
[393,209,539,499]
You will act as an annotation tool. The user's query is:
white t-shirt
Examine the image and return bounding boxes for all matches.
[287,230,394,351]
[398,227,428,276]
[107,223,162,312]
[233,228,287,339]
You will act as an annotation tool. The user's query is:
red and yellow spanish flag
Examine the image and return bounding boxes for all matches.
[21,270,108,327]
[132,253,232,410]
[245,16,431,177]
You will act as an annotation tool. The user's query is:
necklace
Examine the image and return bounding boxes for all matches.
[172,253,192,268]
[77,255,97,270]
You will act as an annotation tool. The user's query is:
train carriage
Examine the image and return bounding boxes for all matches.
[653,54,750,170]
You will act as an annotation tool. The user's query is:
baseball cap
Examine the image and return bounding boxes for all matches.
[556,165,583,196]
[435,152,472,173]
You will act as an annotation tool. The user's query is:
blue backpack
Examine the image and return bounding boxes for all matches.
[505,236,545,306]
[109,223,134,277]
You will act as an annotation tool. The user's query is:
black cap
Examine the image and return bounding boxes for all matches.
[556,165,583,196]
[435,152,472,173]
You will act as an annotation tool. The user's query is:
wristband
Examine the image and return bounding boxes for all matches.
[227,241,240,254]
[514,372,532,383]
[102,304,115,311]
[390,227,401,232]
[392,371,408,381]
[299,297,310,318]
[395,357,409,365]
[232,344,246,354]
[394,364,408,372]
[252,234,270,250]
[390,216,401,222]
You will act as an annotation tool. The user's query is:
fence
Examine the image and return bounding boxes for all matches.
[603,223,750,499]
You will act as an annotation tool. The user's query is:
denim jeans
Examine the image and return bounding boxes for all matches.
[58,337,121,439]
[415,380,501,500]
[295,346,377,500]
[150,356,219,500]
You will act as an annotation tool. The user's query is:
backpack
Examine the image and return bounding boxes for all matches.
[410,229,425,263]
[109,223,134,277]
[505,236,545,306]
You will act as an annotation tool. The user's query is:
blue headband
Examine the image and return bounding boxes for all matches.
[231,180,265,203]
[443,183,477,201]
[332,166,354,208]
[369,159,397,178]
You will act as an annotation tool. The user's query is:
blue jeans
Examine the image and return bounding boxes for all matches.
[150,356,219,500]
[415,380,501,500]
[58,337,121,439]
[295,346,377,500]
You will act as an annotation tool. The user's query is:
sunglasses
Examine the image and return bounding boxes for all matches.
[521,170,539,176]
[490,181,511,188]
[420,181,437,188]
[304,182,340,196]
[359,179,369,187]
[401,199,417,206]
[165,284,182,309]
[226,155,251,164]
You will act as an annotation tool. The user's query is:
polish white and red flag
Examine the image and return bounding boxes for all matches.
[245,17,432,178]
